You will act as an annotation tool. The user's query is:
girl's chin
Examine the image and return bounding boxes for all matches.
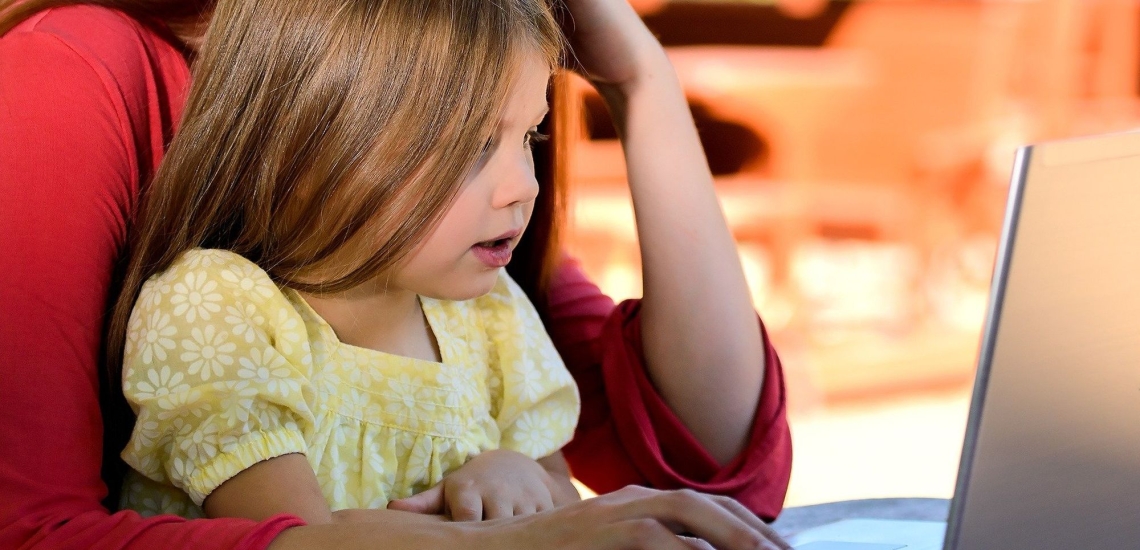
[419,270,500,302]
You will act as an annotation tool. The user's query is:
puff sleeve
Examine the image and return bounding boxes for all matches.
[120,250,316,506]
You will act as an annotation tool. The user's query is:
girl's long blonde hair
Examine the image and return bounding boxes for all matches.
[2,0,571,507]
[113,0,564,447]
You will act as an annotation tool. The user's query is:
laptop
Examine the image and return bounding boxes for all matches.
[788,130,1140,549]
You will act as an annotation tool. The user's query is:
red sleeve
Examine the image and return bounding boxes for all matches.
[0,17,303,549]
[549,257,792,520]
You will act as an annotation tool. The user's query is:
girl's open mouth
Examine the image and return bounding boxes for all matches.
[476,238,511,248]
[472,239,512,267]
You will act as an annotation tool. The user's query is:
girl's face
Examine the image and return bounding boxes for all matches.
[390,50,551,301]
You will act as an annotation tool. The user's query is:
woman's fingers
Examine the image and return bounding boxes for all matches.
[679,535,718,550]
[595,487,784,550]
[710,495,792,550]
[475,486,787,549]
[652,489,778,550]
[611,519,697,550]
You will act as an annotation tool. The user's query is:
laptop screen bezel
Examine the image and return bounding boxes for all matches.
[941,145,1033,550]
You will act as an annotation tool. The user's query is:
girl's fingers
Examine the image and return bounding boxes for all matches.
[537,492,555,513]
[448,489,484,522]
[483,495,514,521]
[513,502,539,517]
[531,484,556,513]
[386,484,443,514]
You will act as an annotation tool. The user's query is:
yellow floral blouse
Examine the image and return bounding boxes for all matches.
[119,249,580,517]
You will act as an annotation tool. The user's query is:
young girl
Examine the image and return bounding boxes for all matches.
[109,0,582,523]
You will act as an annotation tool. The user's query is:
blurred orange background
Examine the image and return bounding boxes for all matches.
[561,0,1140,506]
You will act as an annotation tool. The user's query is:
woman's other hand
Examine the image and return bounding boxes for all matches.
[387,450,580,520]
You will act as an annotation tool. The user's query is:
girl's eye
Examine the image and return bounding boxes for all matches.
[524,130,549,150]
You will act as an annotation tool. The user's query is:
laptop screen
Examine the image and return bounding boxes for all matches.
[947,131,1140,549]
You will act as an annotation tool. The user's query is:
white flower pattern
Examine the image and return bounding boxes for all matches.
[180,324,236,381]
[224,303,266,344]
[137,310,177,365]
[132,365,190,401]
[170,271,223,323]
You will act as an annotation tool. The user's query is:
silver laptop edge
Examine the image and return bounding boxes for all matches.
[941,145,1033,549]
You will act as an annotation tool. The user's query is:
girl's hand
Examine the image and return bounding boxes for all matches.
[560,0,667,91]
[387,450,580,520]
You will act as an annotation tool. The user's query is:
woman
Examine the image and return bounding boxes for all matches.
[0,0,792,548]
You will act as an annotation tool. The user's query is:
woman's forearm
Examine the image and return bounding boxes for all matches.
[268,520,468,550]
[595,51,765,465]
[330,508,449,525]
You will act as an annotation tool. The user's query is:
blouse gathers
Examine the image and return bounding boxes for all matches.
[119,249,579,516]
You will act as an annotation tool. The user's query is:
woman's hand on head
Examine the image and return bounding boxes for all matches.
[387,450,580,521]
[560,0,668,92]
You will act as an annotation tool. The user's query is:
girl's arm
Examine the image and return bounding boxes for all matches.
[564,0,765,465]
[203,454,336,524]
[204,454,450,525]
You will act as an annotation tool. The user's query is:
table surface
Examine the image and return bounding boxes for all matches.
[772,498,951,538]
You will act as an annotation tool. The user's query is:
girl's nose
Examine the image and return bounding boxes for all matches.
[491,155,540,209]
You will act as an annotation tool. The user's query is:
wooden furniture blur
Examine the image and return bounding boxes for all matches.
[561,0,1140,404]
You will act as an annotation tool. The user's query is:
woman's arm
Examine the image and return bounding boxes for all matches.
[549,259,792,520]
[563,0,764,465]
[0,12,304,548]
[268,485,789,550]
[209,454,789,549]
